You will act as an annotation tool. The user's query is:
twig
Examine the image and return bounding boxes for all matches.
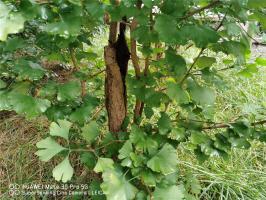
[69,47,86,97]
[131,1,143,122]
[179,48,205,85]
[182,0,221,20]
[130,19,141,78]
[179,13,227,85]
[192,64,236,75]
[203,120,266,130]
[90,104,105,120]
[89,69,106,78]
[238,23,263,45]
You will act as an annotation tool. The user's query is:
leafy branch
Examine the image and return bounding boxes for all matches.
[182,0,221,20]
[179,48,205,86]
[69,47,86,97]
[202,120,266,130]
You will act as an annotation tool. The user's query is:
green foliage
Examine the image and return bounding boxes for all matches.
[35,137,66,162]
[50,119,72,140]
[82,121,100,143]
[0,1,25,41]
[9,94,51,118]
[0,0,265,199]
[57,81,81,102]
[147,143,178,175]
[153,185,184,200]
[52,156,74,183]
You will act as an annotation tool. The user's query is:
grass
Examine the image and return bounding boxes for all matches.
[0,115,99,200]
[178,142,266,200]
[0,115,53,199]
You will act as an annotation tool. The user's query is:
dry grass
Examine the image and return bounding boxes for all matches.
[0,114,98,200]
[0,115,53,198]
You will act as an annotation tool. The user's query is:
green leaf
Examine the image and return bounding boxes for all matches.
[130,152,145,167]
[195,56,216,69]
[154,14,178,44]
[129,125,158,154]
[248,0,266,8]
[9,94,51,118]
[101,169,138,200]
[144,106,154,119]
[135,191,147,200]
[68,0,82,6]
[129,125,147,151]
[255,57,266,66]
[212,41,247,64]
[0,2,25,41]
[118,140,133,160]
[229,137,251,149]
[89,180,105,200]
[50,120,72,140]
[249,12,266,30]
[140,170,157,186]
[238,64,258,78]
[0,80,7,89]
[3,37,26,52]
[185,173,202,195]
[38,81,57,98]
[57,81,81,102]
[160,171,179,187]
[0,91,11,110]
[70,95,99,124]
[80,152,96,170]
[166,82,190,104]
[194,146,209,163]
[69,104,94,124]
[132,26,156,44]
[52,156,74,183]
[169,127,186,141]
[225,23,242,36]
[85,0,105,20]
[214,134,231,152]
[43,17,81,37]
[157,113,172,135]
[181,25,220,48]
[94,158,114,173]
[165,50,187,77]
[188,83,215,105]
[161,0,186,17]
[82,121,100,143]
[35,137,66,162]
[14,60,46,81]
[190,131,210,145]
[147,143,178,175]
[154,185,185,200]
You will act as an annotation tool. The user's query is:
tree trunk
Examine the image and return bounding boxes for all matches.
[104,45,126,132]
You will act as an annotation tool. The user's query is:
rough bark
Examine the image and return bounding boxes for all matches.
[104,45,126,132]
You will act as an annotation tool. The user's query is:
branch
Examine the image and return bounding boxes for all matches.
[203,120,266,130]
[179,14,227,83]
[238,23,262,44]
[131,1,144,122]
[69,47,86,97]
[182,0,221,20]
[89,69,106,79]
[130,1,142,78]
[179,48,205,85]
[192,64,236,75]
[130,19,141,78]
